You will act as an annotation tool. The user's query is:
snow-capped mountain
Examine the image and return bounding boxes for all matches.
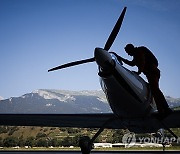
[0,89,179,114]
[0,89,111,113]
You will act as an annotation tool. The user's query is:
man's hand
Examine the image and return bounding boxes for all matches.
[109,52,124,65]
[109,51,118,57]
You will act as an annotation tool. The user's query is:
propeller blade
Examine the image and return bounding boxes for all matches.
[48,57,95,72]
[104,7,127,51]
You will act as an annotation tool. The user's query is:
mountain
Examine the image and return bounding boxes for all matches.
[165,96,180,108]
[0,89,112,113]
[0,89,179,114]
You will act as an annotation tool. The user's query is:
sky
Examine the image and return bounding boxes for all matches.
[0,0,180,99]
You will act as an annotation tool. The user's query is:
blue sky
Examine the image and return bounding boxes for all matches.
[0,0,180,99]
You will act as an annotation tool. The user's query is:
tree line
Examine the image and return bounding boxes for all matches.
[0,135,82,147]
[0,133,123,148]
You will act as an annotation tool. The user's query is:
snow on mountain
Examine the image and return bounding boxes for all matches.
[32,89,76,102]
[32,89,107,104]
[0,96,3,101]
[166,96,180,108]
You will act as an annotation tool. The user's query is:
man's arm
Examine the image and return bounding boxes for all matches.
[119,56,135,66]
[109,52,135,66]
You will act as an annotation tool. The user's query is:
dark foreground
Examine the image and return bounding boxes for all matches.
[0,151,180,154]
[0,151,144,154]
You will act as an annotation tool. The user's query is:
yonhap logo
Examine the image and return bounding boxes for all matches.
[122,132,180,148]
[122,132,136,148]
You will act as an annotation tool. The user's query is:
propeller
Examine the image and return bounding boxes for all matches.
[48,7,127,72]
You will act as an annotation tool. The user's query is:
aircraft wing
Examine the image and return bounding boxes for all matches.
[0,113,123,128]
[0,110,180,133]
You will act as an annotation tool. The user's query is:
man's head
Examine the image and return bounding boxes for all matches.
[124,44,135,56]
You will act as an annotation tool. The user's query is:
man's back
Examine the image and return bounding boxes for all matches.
[137,46,158,67]
[133,46,159,75]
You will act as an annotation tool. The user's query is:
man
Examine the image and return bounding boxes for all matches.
[114,43,172,119]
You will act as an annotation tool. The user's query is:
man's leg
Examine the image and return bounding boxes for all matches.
[146,72,170,114]
[151,86,170,113]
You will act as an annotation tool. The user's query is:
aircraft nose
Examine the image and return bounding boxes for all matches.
[94,48,114,69]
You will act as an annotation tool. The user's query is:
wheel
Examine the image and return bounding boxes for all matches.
[79,136,92,154]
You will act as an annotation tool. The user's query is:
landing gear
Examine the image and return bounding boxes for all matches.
[79,117,116,154]
[79,127,105,154]
[79,136,92,154]
[155,129,166,151]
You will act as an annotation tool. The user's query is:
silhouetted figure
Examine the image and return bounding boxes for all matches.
[115,44,172,118]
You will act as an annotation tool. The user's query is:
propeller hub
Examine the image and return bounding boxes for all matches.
[94,48,113,70]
